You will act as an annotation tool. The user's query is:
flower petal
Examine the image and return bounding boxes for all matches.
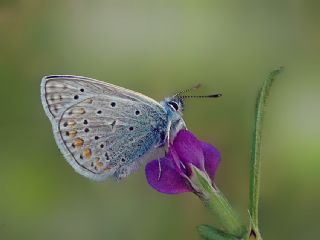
[173,130,205,171]
[201,141,221,180]
[145,157,191,194]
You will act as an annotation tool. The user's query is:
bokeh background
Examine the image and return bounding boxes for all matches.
[1,1,319,239]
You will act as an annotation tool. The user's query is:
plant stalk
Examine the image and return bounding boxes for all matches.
[248,67,283,240]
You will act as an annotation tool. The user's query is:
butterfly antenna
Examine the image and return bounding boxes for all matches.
[179,93,222,99]
[174,84,202,97]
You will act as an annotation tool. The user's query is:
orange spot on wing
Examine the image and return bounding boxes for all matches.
[83,148,92,159]
[83,98,93,104]
[68,120,76,127]
[69,130,77,138]
[73,138,84,148]
[71,108,86,115]
[96,160,104,168]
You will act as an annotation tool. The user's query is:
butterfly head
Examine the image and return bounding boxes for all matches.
[161,85,222,143]
[163,96,185,115]
[160,96,186,143]
[161,84,222,117]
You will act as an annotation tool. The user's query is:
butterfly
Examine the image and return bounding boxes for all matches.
[41,75,221,181]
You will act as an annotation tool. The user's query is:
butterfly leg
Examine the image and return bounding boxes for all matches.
[157,123,171,181]
[157,157,162,181]
[165,121,172,150]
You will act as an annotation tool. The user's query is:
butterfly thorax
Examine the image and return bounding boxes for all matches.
[160,96,186,144]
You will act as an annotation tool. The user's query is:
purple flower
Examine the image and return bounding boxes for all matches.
[145,130,221,194]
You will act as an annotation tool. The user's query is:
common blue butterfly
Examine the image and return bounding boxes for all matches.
[41,75,220,180]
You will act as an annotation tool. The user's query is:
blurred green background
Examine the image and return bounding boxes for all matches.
[1,1,319,239]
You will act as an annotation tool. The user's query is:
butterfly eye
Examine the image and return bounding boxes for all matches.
[168,101,179,111]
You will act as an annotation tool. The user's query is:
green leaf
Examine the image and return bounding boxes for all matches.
[197,225,240,240]
[248,67,283,239]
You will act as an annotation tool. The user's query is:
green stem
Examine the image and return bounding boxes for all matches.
[248,67,283,239]
[204,185,246,238]
[191,166,246,238]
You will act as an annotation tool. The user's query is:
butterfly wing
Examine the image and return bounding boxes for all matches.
[41,75,168,181]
